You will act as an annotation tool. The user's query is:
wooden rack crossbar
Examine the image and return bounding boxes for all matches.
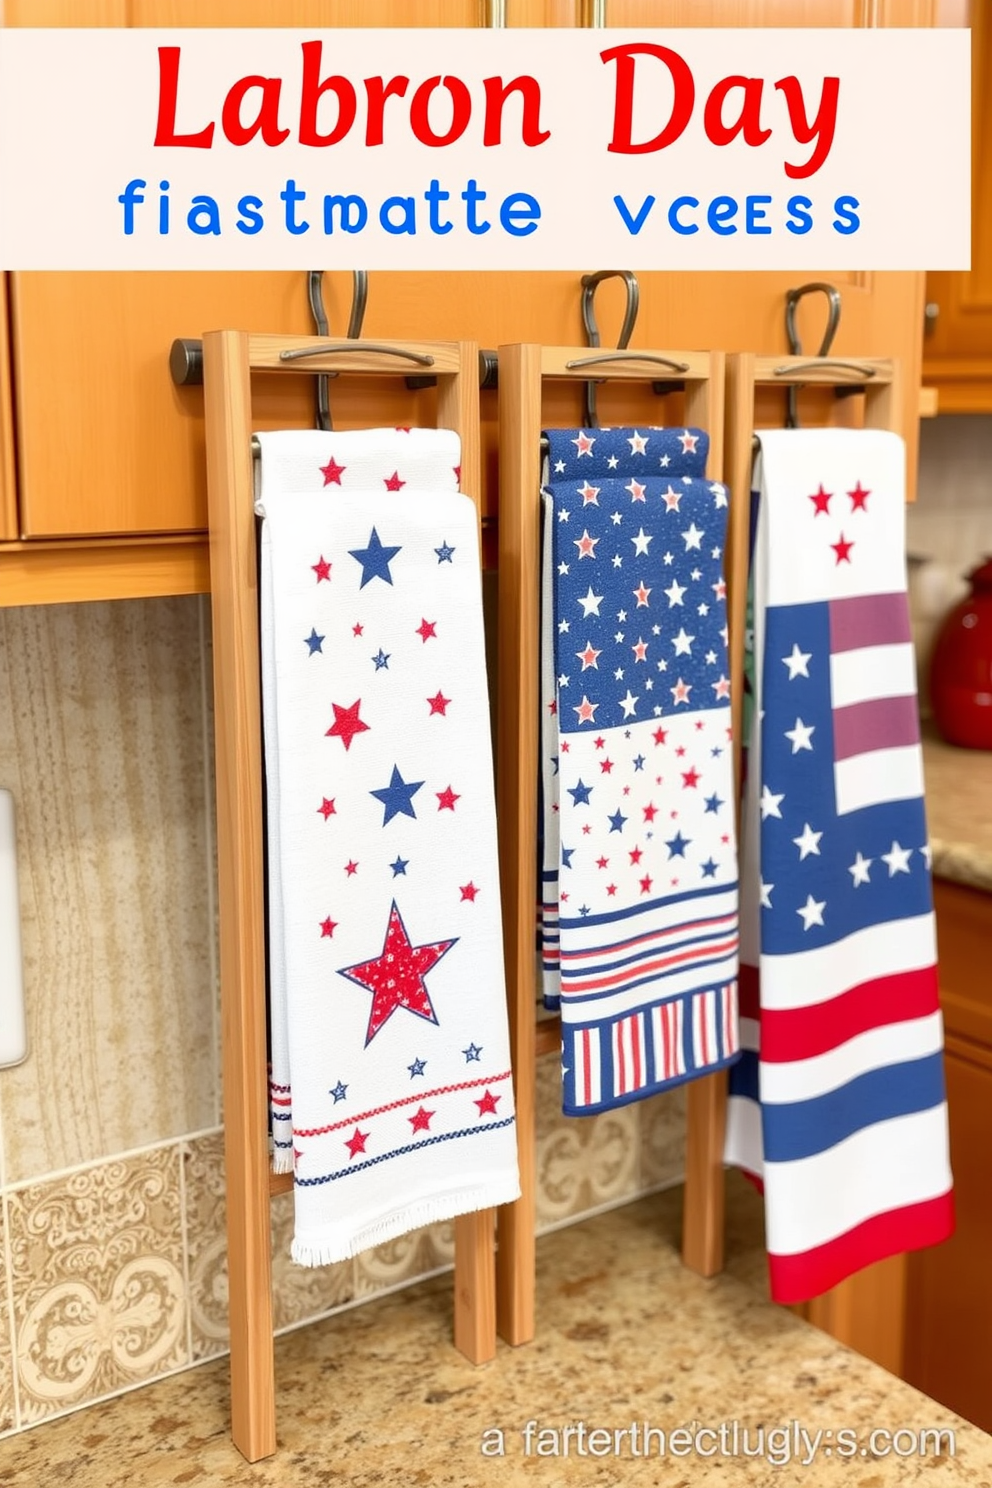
[494,345,745,1352]
[201,331,493,1464]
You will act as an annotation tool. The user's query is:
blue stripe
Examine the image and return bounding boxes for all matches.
[297,1117,516,1185]
[558,879,737,932]
[560,949,739,1005]
[559,923,737,980]
[762,1053,946,1163]
[562,1048,740,1118]
[728,1047,759,1103]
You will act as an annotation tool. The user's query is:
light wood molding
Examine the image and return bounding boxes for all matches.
[0,540,208,605]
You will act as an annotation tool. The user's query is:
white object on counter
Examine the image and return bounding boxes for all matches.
[0,790,26,1068]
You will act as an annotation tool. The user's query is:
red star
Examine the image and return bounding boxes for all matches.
[319,916,337,938]
[606,883,617,896]
[339,900,457,1045]
[416,618,438,643]
[848,481,870,512]
[639,875,653,894]
[312,555,332,582]
[632,638,649,662]
[581,824,592,835]
[675,746,686,757]
[643,803,658,823]
[475,1089,501,1117]
[427,691,451,716]
[594,736,605,749]
[345,860,359,877]
[560,741,570,754]
[831,533,855,564]
[809,484,832,516]
[682,768,700,789]
[384,470,406,491]
[599,758,614,774]
[574,530,599,559]
[453,464,461,482]
[396,426,411,433]
[629,846,643,865]
[409,1106,434,1133]
[320,455,346,486]
[653,727,668,746]
[437,786,460,811]
[596,856,609,869]
[548,700,557,716]
[352,622,364,636]
[345,1127,369,1159]
[326,699,369,751]
[317,797,336,821]
[633,581,651,607]
[460,882,479,901]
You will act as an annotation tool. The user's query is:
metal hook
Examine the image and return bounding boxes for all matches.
[580,269,641,427]
[308,270,369,431]
[783,281,841,429]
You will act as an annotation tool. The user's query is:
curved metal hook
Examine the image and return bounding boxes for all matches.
[783,281,842,428]
[307,270,369,430]
[579,269,641,427]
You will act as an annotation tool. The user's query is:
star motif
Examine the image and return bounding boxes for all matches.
[759,882,773,908]
[793,822,823,860]
[345,859,359,876]
[665,831,690,858]
[710,483,729,509]
[703,793,723,814]
[619,690,639,718]
[760,785,784,819]
[572,431,596,456]
[682,522,704,550]
[352,622,364,636]
[304,628,325,655]
[574,695,599,725]
[409,1106,434,1133]
[435,541,456,563]
[427,690,451,716]
[578,587,604,617]
[345,1127,369,1159]
[372,648,390,671]
[475,1089,501,1116]
[662,485,682,512]
[436,785,460,811]
[882,840,913,876]
[784,717,815,753]
[330,1081,348,1102]
[848,481,870,512]
[577,641,601,670]
[320,455,346,485]
[574,529,599,559]
[320,916,337,938]
[782,644,812,679]
[608,810,628,833]
[809,484,832,516]
[625,479,646,502]
[632,754,645,771]
[632,581,651,607]
[627,430,648,454]
[463,1042,482,1062]
[326,699,370,751]
[849,852,872,886]
[567,779,593,806]
[317,797,336,821]
[349,527,402,588]
[599,757,614,774]
[672,628,695,656]
[711,674,731,700]
[390,856,409,876]
[383,470,406,491]
[460,881,479,901]
[639,874,653,894]
[339,900,457,1045]
[664,579,686,607]
[370,765,424,825]
[679,429,698,453]
[797,894,826,931]
[632,638,648,663]
[643,802,658,823]
[408,1058,426,1077]
[578,481,600,505]
[312,555,332,583]
[831,533,855,565]
[700,858,718,879]
[682,768,700,789]
[670,677,692,706]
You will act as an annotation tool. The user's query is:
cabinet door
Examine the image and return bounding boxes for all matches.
[0,280,16,542]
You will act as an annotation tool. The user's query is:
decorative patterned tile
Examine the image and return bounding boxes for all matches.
[352,1220,455,1300]
[0,1201,14,1435]
[6,1147,188,1424]
[0,599,217,1184]
[534,1053,640,1231]
[270,1191,356,1332]
[638,1084,687,1191]
[182,1132,228,1361]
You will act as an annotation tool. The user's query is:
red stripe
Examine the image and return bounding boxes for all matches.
[832,694,920,761]
[829,592,911,653]
[760,966,939,1063]
[295,1070,512,1137]
[768,1190,955,1305]
[739,963,760,1021]
[565,933,739,993]
[560,910,737,964]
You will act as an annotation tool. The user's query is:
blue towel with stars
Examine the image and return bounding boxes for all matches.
[257,428,519,1264]
[540,427,741,1115]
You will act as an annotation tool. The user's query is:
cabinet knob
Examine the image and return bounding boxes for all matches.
[924,302,941,333]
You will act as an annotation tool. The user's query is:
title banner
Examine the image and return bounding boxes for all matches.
[0,27,970,270]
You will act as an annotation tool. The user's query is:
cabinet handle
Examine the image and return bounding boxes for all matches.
[924,302,940,334]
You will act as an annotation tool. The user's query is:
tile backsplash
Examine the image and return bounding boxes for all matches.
[0,596,687,1438]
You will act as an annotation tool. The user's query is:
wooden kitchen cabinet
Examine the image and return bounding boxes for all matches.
[922,1,992,411]
[0,283,16,543]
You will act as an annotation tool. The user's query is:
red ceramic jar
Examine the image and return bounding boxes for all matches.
[930,557,992,750]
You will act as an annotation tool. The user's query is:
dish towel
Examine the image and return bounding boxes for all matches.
[724,427,954,1304]
[540,426,741,1115]
[257,427,519,1265]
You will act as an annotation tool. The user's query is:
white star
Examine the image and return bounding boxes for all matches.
[671,628,695,656]
[557,619,570,633]
[664,579,686,607]
[662,486,682,512]
[614,667,624,680]
[881,841,913,876]
[627,431,648,455]
[797,894,826,931]
[557,507,570,523]
[849,852,872,886]
[553,459,565,473]
[697,603,710,616]
[557,561,569,576]
[619,690,639,718]
[631,527,652,556]
[612,554,622,568]
[577,587,604,617]
[793,822,823,860]
[607,454,619,470]
[782,644,812,680]
[663,551,674,566]
[679,429,699,453]
[659,453,671,468]
[572,431,595,457]
[705,650,717,665]
[759,882,773,908]
[557,673,569,688]
[670,677,692,706]
[610,511,623,525]
[682,522,704,550]
[710,482,728,509]
[614,631,624,643]
[617,609,627,621]
[784,717,815,753]
[760,786,784,819]
[921,843,933,868]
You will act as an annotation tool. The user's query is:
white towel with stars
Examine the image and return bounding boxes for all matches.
[257,428,518,1265]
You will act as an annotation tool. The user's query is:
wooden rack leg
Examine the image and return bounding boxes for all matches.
[453,1212,497,1363]
[495,344,542,1346]
[203,330,276,1462]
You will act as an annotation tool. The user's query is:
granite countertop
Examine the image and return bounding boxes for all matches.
[922,722,992,894]
[2,1176,988,1488]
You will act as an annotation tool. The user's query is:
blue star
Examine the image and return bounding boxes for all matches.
[608,809,628,833]
[579,905,590,917]
[349,526,402,588]
[561,846,575,869]
[704,793,724,814]
[370,765,424,826]
[700,857,718,878]
[390,856,409,876]
[435,541,456,563]
[330,1081,348,1103]
[568,779,593,806]
[372,648,390,671]
[666,831,690,858]
[463,1043,482,1062]
[304,628,324,655]
[408,1057,427,1077]
[711,746,723,758]
[551,757,559,775]
[632,754,645,772]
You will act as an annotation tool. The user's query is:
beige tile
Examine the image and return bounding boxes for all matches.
[181,1131,228,1362]
[534,1053,640,1231]
[270,1191,356,1332]
[7,1146,188,1424]
[0,599,217,1182]
[353,1219,455,1299]
[0,1200,14,1435]
[638,1085,687,1192]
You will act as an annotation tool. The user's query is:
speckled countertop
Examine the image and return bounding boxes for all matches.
[2,1177,988,1488]
[922,723,992,894]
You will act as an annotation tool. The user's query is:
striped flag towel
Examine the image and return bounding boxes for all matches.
[724,427,954,1304]
[540,427,741,1115]
[257,427,519,1265]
